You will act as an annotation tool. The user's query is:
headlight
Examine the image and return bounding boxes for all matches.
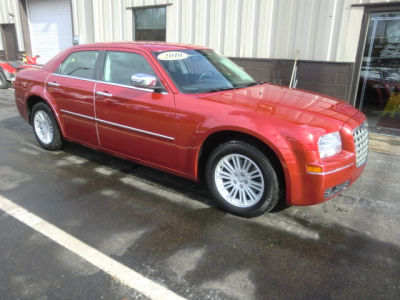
[318,132,342,159]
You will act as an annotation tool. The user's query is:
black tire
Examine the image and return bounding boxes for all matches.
[31,102,63,150]
[0,70,11,89]
[205,141,280,218]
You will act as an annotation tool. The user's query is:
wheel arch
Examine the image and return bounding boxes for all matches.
[197,130,287,200]
[26,94,65,137]
[27,95,47,123]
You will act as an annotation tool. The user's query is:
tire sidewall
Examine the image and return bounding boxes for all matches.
[31,103,63,150]
[206,141,279,217]
[0,71,11,89]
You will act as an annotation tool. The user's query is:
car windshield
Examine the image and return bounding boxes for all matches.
[153,49,257,94]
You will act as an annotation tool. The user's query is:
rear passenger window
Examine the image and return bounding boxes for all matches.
[58,51,99,80]
[103,51,155,86]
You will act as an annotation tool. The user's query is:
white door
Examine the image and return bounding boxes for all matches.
[27,0,73,64]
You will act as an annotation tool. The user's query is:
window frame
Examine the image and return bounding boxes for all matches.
[350,2,400,107]
[97,49,167,93]
[56,50,101,81]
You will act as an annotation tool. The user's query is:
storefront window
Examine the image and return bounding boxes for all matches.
[357,11,400,134]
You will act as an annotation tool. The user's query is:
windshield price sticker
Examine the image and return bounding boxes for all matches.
[158,51,189,60]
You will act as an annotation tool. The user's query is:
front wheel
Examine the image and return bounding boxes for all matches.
[205,141,280,217]
[31,102,63,150]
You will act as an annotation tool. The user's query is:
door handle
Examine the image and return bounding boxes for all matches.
[47,82,60,87]
[96,91,113,97]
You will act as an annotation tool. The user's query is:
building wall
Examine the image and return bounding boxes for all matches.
[1,0,398,61]
[0,0,24,53]
[64,0,397,102]
[69,0,398,63]
[0,0,397,101]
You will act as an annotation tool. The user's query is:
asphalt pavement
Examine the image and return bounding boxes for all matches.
[0,88,399,299]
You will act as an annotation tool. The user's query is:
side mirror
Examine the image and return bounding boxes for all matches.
[131,73,162,92]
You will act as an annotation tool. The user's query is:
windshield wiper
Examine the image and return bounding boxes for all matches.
[233,82,260,89]
[195,87,234,94]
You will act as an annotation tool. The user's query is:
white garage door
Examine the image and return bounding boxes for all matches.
[27,0,73,64]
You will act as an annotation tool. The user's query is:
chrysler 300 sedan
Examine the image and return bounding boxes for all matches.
[14,42,368,217]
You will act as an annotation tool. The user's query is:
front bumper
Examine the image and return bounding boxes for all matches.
[284,149,366,206]
[283,115,368,206]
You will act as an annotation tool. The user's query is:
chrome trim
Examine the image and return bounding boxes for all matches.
[96,118,175,141]
[307,163,354,175]
[96,91,112,97]
[61,109,95,120]
[93,81,102,147]
[352,121,369,168]
[51,73,168,94]
[59,109,174,141]
[47,82,60,87]
[52,73,97,83]
[97,80,167,94]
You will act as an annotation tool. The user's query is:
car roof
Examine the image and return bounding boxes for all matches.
[72,42,209,52]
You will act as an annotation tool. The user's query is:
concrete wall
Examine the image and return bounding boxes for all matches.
[232,58,354,101]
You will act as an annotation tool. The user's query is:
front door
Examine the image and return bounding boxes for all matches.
[357,11,400,135]
[95,50,176,169]
[46,50,100,146]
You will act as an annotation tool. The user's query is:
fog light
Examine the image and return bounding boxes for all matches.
[324,180,350,199]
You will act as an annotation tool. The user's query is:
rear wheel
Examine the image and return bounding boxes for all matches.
[31,102,63,150]
[205,141,280,217]
[0,70,11,89]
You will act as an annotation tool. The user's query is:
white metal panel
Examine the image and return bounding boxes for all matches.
[66,0,400,62]
[223,0,237,57]
[218,0,227,54]
[27,0,73,63]
[166,0,180,42]
[340,5,365,62]
[71,0,95,44]
[206,0,220,51]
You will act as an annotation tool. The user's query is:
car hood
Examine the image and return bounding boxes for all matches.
[197,83,360,132]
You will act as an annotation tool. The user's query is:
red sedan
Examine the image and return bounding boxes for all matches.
[14,42,368,217]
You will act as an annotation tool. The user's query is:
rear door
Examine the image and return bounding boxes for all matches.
[94,50,177,169]
[46,50,100,146]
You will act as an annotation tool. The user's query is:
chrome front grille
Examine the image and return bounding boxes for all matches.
[352,121,369,167]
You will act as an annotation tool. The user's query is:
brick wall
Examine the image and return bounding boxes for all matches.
[231,58,354,102]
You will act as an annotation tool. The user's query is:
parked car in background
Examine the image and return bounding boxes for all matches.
[358,68,400,110]
[14,43,368,217]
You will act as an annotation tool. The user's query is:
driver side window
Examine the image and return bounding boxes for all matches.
[103,51,156,86]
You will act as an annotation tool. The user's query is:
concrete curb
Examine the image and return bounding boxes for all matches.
[369,133,400,156]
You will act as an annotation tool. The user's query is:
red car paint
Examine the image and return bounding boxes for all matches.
[0,62,17,74]
[14,43,368,206]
